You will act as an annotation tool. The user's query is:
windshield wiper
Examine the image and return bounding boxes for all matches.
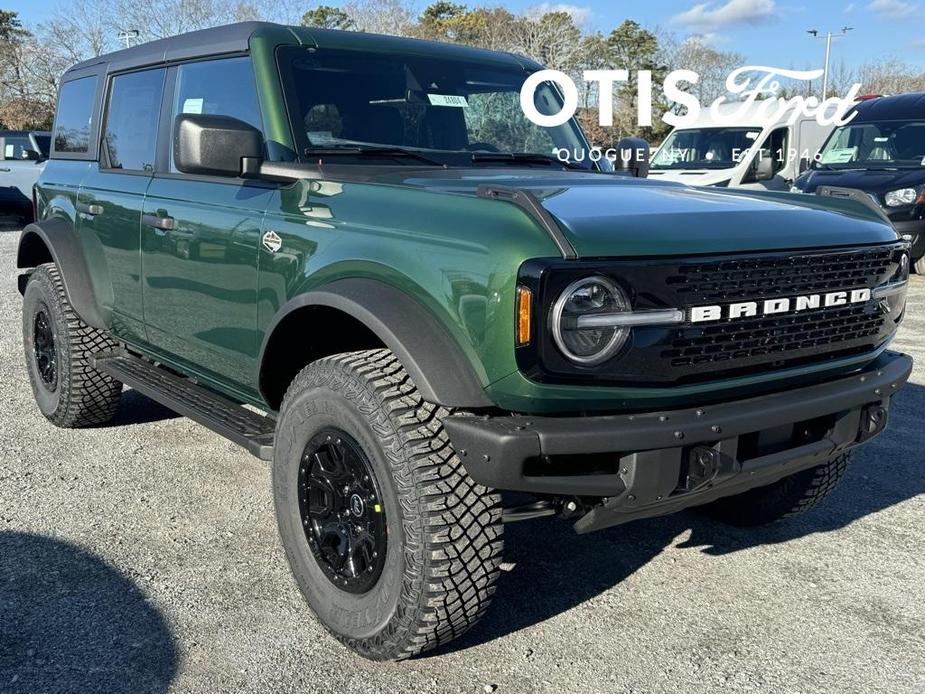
[305,145,446,167]
[471,152,587,170]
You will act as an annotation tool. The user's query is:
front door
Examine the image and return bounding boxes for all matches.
[141,56,273,394]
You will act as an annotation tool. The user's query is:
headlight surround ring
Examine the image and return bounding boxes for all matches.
[550,275,631,365]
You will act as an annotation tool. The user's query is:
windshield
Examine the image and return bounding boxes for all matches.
[34,134,50,157]
[277,46,591,167]
[651,127,761,170]
[816,119,925,169]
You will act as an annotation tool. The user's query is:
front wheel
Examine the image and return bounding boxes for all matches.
[272,349,503,660]
[699,453,851,527]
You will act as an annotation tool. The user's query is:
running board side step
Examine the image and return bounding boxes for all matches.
[92,352,275,460]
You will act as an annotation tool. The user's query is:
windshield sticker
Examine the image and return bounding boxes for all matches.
[182,98,203,115]
[308,131,337,145]
[427,94,469,108]
[820,147,857,164]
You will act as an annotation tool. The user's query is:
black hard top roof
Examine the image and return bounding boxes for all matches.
[63,21,538,78]
[852,92,925,122]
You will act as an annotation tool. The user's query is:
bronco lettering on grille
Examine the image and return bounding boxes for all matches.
[689,288,872,323]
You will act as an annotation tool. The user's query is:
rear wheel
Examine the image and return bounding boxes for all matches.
[273,349,503,660]
[700,453,850,527]
[22,263,122,427]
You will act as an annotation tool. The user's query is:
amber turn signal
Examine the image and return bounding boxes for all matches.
[516,285,532,346]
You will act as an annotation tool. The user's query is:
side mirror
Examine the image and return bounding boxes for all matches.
[613,137,650,178]
[20,148,41,161]
[752,153,775,181]
[174,114,263,177]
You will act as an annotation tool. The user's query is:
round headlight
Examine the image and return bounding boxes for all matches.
[884,188,918,207]
[551,276,630,365]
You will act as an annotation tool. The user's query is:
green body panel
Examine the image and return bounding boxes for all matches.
[141,176,274,394]
[76,170,150,344]
[30,25,904,415]
[257,178,559,390]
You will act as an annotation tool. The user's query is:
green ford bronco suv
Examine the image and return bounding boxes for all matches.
[17,22,913,660]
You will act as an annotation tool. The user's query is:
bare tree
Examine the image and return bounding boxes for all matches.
[114,0,229,41]
[665,35,745,104]
[344,0,415,36]
[856,57,925,95]
[42,0,117,64]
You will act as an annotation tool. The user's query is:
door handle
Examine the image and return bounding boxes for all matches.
[142,213,176,232]
[0,167,10,172]
[77,202,104,216]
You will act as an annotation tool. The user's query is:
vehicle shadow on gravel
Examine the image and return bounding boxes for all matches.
[0,532,178,694]
[107,388,182,426]
[440,382,925,655]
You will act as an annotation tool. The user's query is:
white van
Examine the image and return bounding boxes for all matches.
[648,102,835,190]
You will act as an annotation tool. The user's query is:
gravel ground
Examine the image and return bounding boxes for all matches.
[1,228,923,694]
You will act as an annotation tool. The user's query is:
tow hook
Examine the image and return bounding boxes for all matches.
[858,405,888,442]
[682,445,722,492]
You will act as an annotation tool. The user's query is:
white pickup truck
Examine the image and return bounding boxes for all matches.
[0,130,50,223]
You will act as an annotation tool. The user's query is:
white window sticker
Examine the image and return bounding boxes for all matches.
[182,98,204,114]
[820,147,857,164]
[308,131,337,145]
[427,94,469,108]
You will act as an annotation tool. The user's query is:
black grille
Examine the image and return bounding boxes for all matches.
[664,303,885,368]
[516,243,905,387]
[665,247,893,303]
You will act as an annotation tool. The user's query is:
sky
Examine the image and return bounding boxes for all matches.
[4,0,924,69]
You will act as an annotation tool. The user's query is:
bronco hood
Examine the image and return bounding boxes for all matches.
[378,169,899,258]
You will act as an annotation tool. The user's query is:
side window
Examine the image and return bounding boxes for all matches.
[3,136,30,159]
[103,69,165,172]
[170,57,262,172]
[767,127,789,175]
[53,76,98,155]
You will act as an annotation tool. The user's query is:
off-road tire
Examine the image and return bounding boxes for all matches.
[22,263,122,427]
[272,348,504,660]
[914,255,925,275]
[700,453,851,527]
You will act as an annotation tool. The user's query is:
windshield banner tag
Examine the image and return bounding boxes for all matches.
[427,94,469,108]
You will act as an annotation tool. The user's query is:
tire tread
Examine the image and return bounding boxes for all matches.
[279,348,503,660]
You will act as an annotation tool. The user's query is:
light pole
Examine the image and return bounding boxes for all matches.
[117,29,140,49]
[807,26,853,99]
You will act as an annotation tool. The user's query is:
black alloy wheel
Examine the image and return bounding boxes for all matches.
[33,306,58,390]
[298,429,387,594]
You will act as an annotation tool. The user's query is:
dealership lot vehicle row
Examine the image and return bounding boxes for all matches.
[2,230,923,694]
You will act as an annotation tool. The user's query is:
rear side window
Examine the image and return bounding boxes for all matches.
[53,76,98,154]
[169,57,262,172]
[103,68,166,172]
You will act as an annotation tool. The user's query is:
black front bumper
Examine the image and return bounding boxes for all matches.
[444,352,912,532]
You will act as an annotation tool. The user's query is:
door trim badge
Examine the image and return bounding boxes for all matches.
[262,230,282,253]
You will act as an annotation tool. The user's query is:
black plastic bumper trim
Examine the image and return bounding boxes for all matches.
[444,351,912,506]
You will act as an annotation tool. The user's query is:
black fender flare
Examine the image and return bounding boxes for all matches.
[258,278,494,409]
[16,219,109,330]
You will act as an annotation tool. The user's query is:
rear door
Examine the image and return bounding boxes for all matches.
[141,56,273,394]
[77,67,166,344]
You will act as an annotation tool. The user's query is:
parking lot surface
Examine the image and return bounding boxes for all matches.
[1,228,923,694]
